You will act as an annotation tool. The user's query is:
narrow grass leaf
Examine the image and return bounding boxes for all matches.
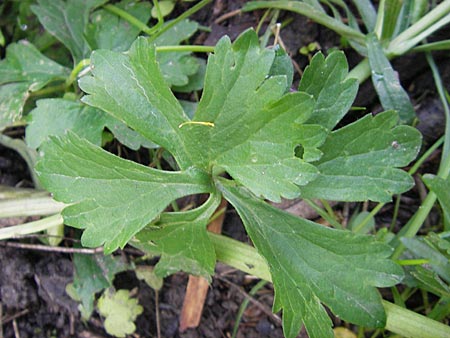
[367,33,416,124]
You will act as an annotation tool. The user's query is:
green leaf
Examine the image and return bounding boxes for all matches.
[79,37,192,168]
[132,193,220,279]
[0,42,69,129]
[26,98,156,150]
[219,179,404,338]
[269,45,294,91]
[366,33,416,124]
[35,132,212,253]
[351,0,377,32]
[300,111,422,202]
[409,266,450,298]
[423,174,450,225]
[31,0,108,63]
[299,51,358,131]
[87,0,152,52]
[402,236,450,283]
[97,288,143,338]
[154,19,200,87]
[68,253,129,319]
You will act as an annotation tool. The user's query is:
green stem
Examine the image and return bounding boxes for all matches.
[155,45,214,53]
[408,136,444,175]
[104,4,155,36]
[0,196,64,218]
[353,202,384,233]
[66,58,90,87]
[0,214,63,240]
[29,83,66,98]
[305,199,343,229]
[148,0,212,42]
[383,301,450,338]
[209,232,450,338]
[387,0,450,55]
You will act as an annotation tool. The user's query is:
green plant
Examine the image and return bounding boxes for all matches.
[32,27,432,338]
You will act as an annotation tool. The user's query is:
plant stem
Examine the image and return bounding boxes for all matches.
[0,196,64,218]
[208,232,450,338]
[0,214,63,240]
[353,202,384,233]
[104,4,155,36]
[155,45,214,53]
[66,58,90,87]
[383,301,450,338]
[148,0,212,42]
[388,0,450,55]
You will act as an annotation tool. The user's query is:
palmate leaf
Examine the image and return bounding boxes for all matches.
[219,179,404,338]
[35,132,212,253]
[36,29,421,337]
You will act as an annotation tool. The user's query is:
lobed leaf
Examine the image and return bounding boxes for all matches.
[300,111,421,202]
[79,37,192,168]
[35,132,212,253]
[132,193,221,279]
[219,179,404,338]
[299,51,358,131]
[97,289,143,337]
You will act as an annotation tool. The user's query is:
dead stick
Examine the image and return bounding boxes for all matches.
[179,199,228,332]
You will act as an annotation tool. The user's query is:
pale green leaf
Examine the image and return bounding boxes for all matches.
[133,194,220,279]
[26,98,155,150]
[299,51,358,131]
[31,0,108,63]
[79,37,192,168]
[97,289,143,338]
[87,0,152,52]
[35,132,212,253]
[135,265,164,291]
[151,0,175,18]
[366,33,416,124]
[300,111,422,202]
[219,179,404,338]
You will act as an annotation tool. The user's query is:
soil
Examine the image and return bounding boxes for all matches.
[0,1,448,338]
